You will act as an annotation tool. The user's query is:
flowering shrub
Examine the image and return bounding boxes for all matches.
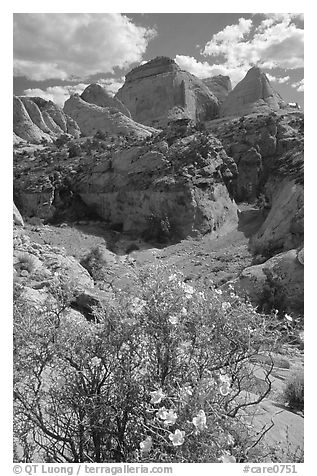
[14,265,282,463]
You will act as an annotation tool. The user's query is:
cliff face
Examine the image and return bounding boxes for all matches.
[74,132,238,239]
[115,57,219,127]
[14,96,81,144]
[203,75,232,104]
[63,94,157,139]
[220,67,286,117]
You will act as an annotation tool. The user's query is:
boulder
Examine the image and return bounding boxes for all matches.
[63,94,156,139]
[115,56,219,127]
[220,67,286,117]
[230,248,304,313]
[81,83,131,117]
[13,96,52,143]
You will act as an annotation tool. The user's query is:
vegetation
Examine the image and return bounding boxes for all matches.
[283,372,304,412]
[14,266,286,463]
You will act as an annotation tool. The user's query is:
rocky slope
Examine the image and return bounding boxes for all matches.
[14,96,81,144]
[220,67,286,117]
[115,56,219,127]
[80,83,131,117]
[203,75,232,104]
[64,94,157,138]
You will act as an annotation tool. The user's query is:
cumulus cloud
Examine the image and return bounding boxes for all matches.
[175,55,247,84]
[292,78,304,92]
[22,77,125,106]
[266,74,290,84]
[201,15,303,84]
[14,13,156,81]
[23,84,89,106]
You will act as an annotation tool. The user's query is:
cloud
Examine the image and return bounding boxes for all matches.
[266,74,290,84]
[175,55,247,84]
[292,79,304,92]
[22,76,126,106]
[23,84,89,107]
[14,13,156,81]
[202,15,303,78]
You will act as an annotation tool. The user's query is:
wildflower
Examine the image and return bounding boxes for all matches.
[227,434,235,445]
[129,297,146,316]
[221,302,231,311]
[179,385,193,402]
[150,388,166,404]
[181,307,188,317]
[181,282,195,298]
[169,315,179,325]
[192,410,207,432]
[156,407,167,420]
[164,409,178,426]
[219,374,231,396]
[168,429,185,446]
[284,314,293,322]
[90,357,101,369]
[219,452,236,463]
[140,436,152,454]
[230,292,236,299]
[168,273,177,281]
[215,288,222,295]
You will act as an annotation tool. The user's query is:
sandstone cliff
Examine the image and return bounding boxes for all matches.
[14,96,81,144]
[115,56,219,127]
[203,75,232,104]
[63,94,157,139]
[220,67,286,117]
[81,83,131,118]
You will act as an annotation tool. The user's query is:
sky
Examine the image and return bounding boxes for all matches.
[13,13,304,108]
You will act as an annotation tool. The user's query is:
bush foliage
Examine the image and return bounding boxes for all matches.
[14,265,284,463]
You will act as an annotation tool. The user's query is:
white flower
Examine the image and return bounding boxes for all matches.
[230,292,236,299]
[129,297,146,316]
[181,307,188,317]
[140,436,152,454]
[179,385,193,401]
[169,429,185,446]
[284,314,293,322]
[192,410,207,432]
[169,315,179,325]
[227,434,235,445]
[215,288,222,295]
[181,282,195,298]
[164,409,178,426]
[156,407,167,420]
[90,357,101,369]
[221,302,231,311]
[150,388,166,404]
[219,452,236,463]
[219,374,231,396]
[168,273,178,281]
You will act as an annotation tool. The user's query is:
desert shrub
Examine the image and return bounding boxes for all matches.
[15,252,38,274]
[54,134,70,148]
[80,246,108,281]
[67,141,82,158]
[14,267,283,463]
[283,372,304,411]
[143,214,181,244]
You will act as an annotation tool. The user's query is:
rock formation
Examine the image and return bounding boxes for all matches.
[220,67,286,117]
[14,96,81,144]
[203,75,232,104]
[230,248,304,314]
[63,94,157,139]
[74,132,238,239]
[115,56,219,127]
[81,83,131,118]
[13,203,24,226]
